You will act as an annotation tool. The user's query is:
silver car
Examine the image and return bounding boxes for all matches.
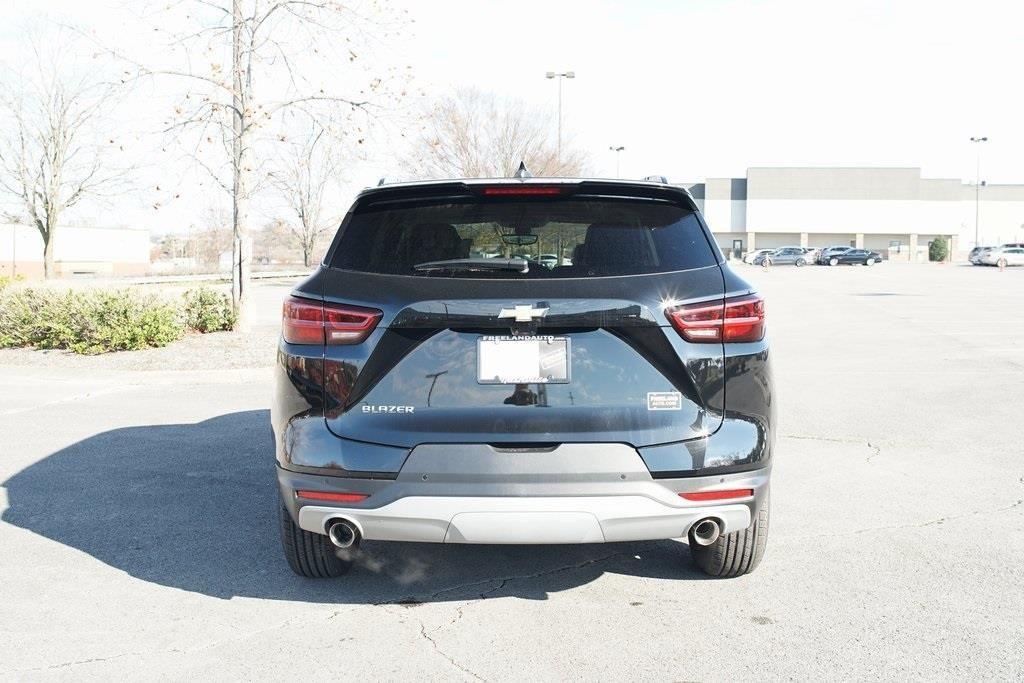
[742,248,775,264]
[981,247,1024,267]
[753,246,811,267]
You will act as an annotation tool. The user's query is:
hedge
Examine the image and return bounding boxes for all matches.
[0,285,235,354]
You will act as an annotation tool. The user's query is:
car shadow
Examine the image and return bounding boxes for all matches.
[1,410,711,603]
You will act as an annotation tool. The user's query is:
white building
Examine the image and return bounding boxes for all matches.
[0,223,151,278]
[684,167,1024,261]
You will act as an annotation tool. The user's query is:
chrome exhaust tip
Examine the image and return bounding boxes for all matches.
[690,518,721,546]
[326,519,360,549]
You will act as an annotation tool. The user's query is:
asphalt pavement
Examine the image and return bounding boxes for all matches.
[1,264,1022,680]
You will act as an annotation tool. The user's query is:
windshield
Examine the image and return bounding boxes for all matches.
[329,197,717,278]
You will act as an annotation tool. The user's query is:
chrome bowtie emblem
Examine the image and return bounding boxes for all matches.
[498,305,549,322]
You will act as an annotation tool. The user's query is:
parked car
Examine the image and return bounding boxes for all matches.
[826,249,883,266]
[981,247,1024,267]
[816,245,853,264]
[538,253,559,269]
[753,246,810,267]
[273,176,773,579]
[742,248,774,264]
[969,246,995,265]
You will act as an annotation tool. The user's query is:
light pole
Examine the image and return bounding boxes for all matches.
[970,136,988,247]
[545,71,575,164]
[609,146,625,177]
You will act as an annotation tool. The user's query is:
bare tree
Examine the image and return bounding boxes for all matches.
[0,41,124,279]
[269,123,341,267]
[108,0,408,328]
[407,88,589,180]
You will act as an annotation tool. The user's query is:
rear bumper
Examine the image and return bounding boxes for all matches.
[278,443,770,544]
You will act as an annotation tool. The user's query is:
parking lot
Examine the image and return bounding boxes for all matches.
[1,263,1022,680]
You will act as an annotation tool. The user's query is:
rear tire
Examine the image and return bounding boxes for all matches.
[998,258,1007,269]
[865,258,875,266]
[829,257,839,266]
[689,492,769,577]
[761,258,771,269]
[279,499,354,578]
[796,258,806,267]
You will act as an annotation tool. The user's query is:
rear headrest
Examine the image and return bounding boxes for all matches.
[575,223,654,272]
[395,222,466,266]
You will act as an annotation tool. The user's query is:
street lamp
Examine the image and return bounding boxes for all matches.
[609,146,625,177]
[970,136,988,248]
[545,71,575,164]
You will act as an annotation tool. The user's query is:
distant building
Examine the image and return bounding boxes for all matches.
[683,167,1024,261]
[0,224,150,278]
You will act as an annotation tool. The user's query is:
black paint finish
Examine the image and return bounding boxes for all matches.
[271,179,773,479]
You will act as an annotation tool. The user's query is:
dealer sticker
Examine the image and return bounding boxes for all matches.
[647,391,683,411]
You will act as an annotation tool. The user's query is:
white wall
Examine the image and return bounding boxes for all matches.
[0,224,41,262]
[0,224,150,264]
[702,199,747,232]
[742,196,1024,249]
[746,199,965,235]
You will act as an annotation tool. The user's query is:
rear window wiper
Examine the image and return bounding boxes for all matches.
[413,257,529,273]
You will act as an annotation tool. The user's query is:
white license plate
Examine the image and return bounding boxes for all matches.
[477,336,570,384]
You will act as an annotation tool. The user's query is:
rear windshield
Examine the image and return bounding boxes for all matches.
[329,198,717,278]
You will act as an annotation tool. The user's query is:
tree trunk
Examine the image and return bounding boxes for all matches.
[231,0,251,331]
[43,229,56,279]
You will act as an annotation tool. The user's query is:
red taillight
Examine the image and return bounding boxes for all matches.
[679,488,754,501]
[481,186,565,196]
[323,303,382,345]
[282,297,382,345]
[666,294,765,343]
[282,297,325,344]
[295,490,369,503]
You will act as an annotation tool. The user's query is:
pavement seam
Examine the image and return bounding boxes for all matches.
[780,497,1024,542]
[0,385,137,416]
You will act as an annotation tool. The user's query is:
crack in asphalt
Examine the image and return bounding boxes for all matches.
[781,433,866,444]
[911,498,1023,529]
[9,652,142,673]
[783,433,884,463]
[866,441,881,462]
[373,551,631,682]
[785,498,1024,542]
[5,614,318,675]
[418,622,486,681]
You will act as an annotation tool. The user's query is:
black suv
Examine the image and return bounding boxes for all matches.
[272,177,774,578]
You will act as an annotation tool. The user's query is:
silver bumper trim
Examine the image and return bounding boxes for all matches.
[298,494,754,544]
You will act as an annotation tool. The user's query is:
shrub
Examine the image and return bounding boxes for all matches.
[0,287,185,354]
[929,236,948,262]
[0,274,25,290]
[0,288,74,349]
[183,286,237,332]
[70,290,185,354]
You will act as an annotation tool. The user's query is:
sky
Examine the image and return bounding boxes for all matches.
[2,0,1023,233]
